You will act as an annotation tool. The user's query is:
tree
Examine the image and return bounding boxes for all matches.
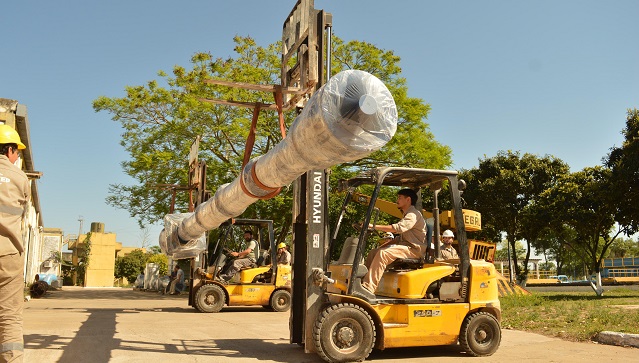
[533,225,578,276]
[538,167,626,295]
[461,151,569,283]
[606,108,639,235]
[538,261,556,273]
[607,237,639,258]
[73,232,92,286]
[494,240,526,261]
[139,226,151,249]
[146,253,168,276]
[115,249,148,284]
[94,35,451,245]
[147,245,162,255]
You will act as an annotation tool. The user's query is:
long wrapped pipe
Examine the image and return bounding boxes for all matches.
[160,70,397,258]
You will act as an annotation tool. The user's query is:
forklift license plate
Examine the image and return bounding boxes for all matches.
[414,309,442,318]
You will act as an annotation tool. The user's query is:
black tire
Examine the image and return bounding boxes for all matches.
[30,281,48,298]
[313,303,376,363]
[270,290,292,312]
[459,311,501,357]
[193,284,225,313]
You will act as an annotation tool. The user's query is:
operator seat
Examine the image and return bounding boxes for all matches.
[256,249,267,267]
[336,237,359,264]
[336,237,368,278]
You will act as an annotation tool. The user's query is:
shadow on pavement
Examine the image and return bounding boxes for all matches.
[36,288,182,300]
[24,303,464,362]
[368,344,465,360]
[26,332,323,363]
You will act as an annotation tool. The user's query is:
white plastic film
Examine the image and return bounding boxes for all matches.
[161,70,397,256]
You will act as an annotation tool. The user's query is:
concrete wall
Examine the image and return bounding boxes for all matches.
[69,226,146,287]
[80,231,117,287]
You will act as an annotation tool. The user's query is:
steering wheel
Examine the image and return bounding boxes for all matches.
[222,247,236,259]
[352,221,375,231]
[352,221,383,239]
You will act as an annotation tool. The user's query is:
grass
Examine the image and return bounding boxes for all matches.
[500,289,639,341]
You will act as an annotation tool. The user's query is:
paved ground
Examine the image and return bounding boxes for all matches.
[23,287,637,363]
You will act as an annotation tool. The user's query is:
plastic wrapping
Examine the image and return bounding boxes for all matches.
[254,69,397,185]
[159,212,207,259]
[164,70,397,253]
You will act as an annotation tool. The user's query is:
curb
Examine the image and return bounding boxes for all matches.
[595,331,639,348]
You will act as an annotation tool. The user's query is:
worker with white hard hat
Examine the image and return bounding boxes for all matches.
[438,229,459,260]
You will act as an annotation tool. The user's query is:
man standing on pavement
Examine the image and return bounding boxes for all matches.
[361,189,426,297]
[0,125,31,363]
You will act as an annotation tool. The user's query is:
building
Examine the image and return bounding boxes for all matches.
[0,98,44,285]
[602,257,639,278]
[68,222,145,287]
[36,228,64,286]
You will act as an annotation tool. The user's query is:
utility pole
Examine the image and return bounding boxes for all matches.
[77,215,84,242]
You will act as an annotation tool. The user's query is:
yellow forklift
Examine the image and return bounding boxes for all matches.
[300,167,501,362]
[189,218,292,313]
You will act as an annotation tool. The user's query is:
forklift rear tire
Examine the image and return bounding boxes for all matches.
[270,289,291,312]
[313,303,375,363]
[459,311,501,356]
[194,284,225,313]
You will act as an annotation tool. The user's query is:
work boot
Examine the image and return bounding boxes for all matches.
[352,279,377,304]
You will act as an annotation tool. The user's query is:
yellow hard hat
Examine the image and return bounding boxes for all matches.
[0,125,26,149]
[277,242,287,249]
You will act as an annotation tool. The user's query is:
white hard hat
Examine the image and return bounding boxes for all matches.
[442,229,454,238]
[382,232,394,239]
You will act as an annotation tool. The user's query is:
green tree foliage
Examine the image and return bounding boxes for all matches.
[94,35,451,244]
[147,245,162,255]
[606,237,639,258]
[533,225,578,275]
[538,261,556,273]
[537,167,626,295]
[494,240,526,261]
[146,253,168,276]
[606,108,639,235]
[114,249,148,284]
[73,233,92,286]
[461,151,569,282]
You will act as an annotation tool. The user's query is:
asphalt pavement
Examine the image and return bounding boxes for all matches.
[22,287,638,362]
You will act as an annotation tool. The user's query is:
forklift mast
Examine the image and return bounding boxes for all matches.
[289,1,333,352]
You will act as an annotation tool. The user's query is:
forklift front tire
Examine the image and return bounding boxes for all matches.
[270,289,292,312]
[313,303,375,363]
[459,311,501,357]
[194,284,225,313]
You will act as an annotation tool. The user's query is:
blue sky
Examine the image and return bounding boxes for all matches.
[2,1,637,248]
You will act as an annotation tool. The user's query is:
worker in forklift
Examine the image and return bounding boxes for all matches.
[361,188,426,295]
[438,229,459,260]
[276,242,291,265]
[218,230,258,281]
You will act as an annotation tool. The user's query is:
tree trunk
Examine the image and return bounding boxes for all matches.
[589,270,604,297]
[509,237,521,280]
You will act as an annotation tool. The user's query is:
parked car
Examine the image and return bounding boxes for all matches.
[549,275,570,283]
